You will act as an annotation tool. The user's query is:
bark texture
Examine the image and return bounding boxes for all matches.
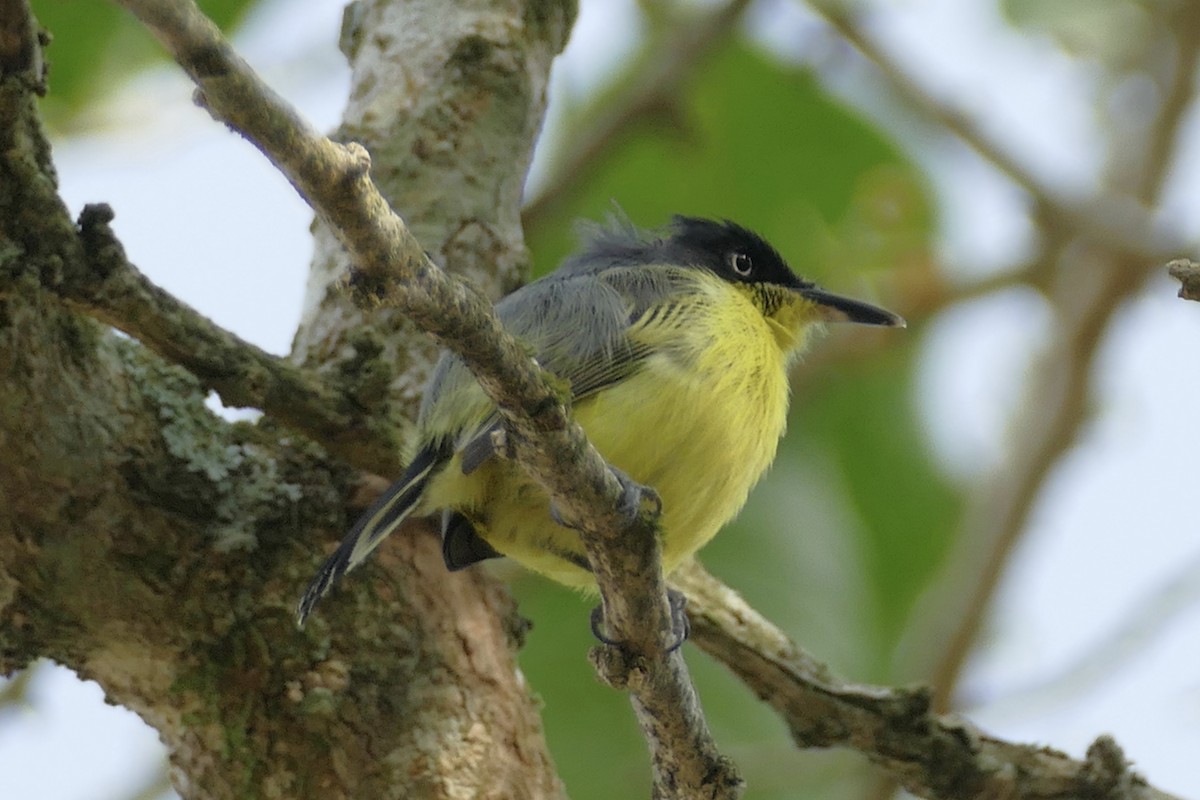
[292,0,570,423]
[0,1,572,797]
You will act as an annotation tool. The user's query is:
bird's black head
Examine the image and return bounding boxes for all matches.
[558,212,904,330]
[662,216,810,291]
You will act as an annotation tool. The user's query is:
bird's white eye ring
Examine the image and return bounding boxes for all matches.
[730,251,753,277]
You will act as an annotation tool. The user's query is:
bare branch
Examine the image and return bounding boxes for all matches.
[1168,258,1200,301]
[45,203,405,475]
[804,2,1185,262]
[923,0,1200,710]
[674,562,1185,800]
[114,0,738,795]
[1135,3,1200,203]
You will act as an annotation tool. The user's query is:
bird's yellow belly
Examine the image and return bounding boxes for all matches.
[579,356,788,573]
[425,335,791,589]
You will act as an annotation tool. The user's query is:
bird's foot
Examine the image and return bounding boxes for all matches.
[589,588,689,653]
[550,465,661,528]
[666,588,690,650]
[612,465,662,519]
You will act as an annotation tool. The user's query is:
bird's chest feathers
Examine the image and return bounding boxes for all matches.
[672,292,792,459]
[589,287,793,539]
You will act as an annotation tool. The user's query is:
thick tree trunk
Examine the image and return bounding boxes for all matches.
[0,1,573,797]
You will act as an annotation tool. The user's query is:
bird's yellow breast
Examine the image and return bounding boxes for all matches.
[422,272,802,588]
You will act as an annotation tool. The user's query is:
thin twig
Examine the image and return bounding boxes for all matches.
[1168,258,1200,301]
[1135,3,1200,203]
[805,2,1184,263]
[114,0,738,795]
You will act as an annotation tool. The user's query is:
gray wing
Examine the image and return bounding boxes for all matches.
[418,265,690,472]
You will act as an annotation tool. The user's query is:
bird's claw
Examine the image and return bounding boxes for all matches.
[589,604,619,646]
[589,589,690,653]
[548,498,571,529]
[666,588,690,650]
[549,465,660,528]
[611,465,661,520]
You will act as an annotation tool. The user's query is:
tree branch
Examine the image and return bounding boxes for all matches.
[115,0,739,795]
[673,562,1184,800]
[805,1,1185,263]
[1133,2,1200,203]
[38,202,405,476]
[1168,258,1200,301]
[922,0,1200,712]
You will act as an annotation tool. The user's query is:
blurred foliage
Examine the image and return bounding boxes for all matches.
[525,40,929,281]
[1001,0,1158,69]
[30,0,253,130]
[790,344,960,661]
[519,19,955,800]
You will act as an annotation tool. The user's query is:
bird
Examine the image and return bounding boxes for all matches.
[297,214,904,626]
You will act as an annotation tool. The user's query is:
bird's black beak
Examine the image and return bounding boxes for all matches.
[801,287,906,327]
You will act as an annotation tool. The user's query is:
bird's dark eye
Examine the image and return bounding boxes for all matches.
[730,251,753,277]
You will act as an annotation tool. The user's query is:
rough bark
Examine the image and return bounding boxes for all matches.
[0,1,571,797]
[291,0,569,420]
